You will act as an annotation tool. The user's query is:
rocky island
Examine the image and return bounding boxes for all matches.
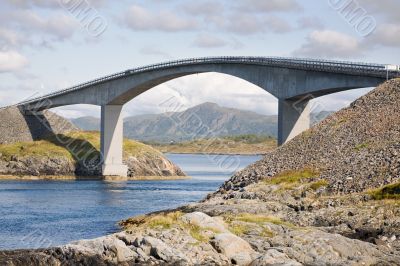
[0,107,185,179]
[1,79,400,265]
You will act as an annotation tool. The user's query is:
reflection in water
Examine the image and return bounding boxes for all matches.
[0,154,261,250]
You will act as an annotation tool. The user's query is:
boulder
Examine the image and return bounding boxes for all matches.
[210,232,257,265]
[66,235,136,263]
[140,236,187,263]
[250,249,301,266]
[180,212,227,233]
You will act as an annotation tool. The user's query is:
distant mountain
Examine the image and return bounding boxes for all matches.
[70,116,100,131]
[70,103,333,143]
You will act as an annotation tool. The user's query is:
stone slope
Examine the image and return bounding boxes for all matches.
[0,107,77,144]
[220,79,400,195]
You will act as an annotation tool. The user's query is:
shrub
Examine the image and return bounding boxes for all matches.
[368,183,400,200]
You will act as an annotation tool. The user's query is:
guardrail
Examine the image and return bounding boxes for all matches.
[6,56,400,108]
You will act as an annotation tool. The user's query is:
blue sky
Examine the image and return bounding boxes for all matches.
[0,0,399,118]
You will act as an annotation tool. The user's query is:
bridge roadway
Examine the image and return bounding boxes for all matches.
[9,56,400,177]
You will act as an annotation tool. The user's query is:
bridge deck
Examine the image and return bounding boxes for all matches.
[6,56,400,108]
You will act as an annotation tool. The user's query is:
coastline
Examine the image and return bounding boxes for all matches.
[0,175,191,181]
[164,152,267,156]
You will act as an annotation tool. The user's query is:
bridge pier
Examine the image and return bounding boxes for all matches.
[100,105,128,177]
[278,99,310,145]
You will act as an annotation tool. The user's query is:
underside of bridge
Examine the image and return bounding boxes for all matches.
[17,57,396,177]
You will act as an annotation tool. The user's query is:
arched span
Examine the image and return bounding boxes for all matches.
[15,56,397,111]
[10,56,398,177]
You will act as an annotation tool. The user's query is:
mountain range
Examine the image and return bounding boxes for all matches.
[70,102,332,143]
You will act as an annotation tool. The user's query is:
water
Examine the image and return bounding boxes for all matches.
[0,154,261,250]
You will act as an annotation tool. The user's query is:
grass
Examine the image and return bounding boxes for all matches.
[188,224,209,242]
[309,179,329,190]
[263,168,320,190]
[0,131,159,163]
[368,183,400,200]
[120,211,183,230]
[224,213,294,238]
[236,213,293,227]
[228,223,252,236]
[261,227,274,238]
[354,143,369,151]
[121,211,216,243]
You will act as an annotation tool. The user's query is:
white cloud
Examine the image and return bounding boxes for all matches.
[366,24,400,47]
[0,28,23,47]
[123,5,198,32]
[297,17,324,30]
[0,50,28,73]
[193,34,227,48]
[225,14,264,34]
[264,16,294,33]
[293,30,363,58]
[139,47,171,58]
[6,0,105,9]
[181,1,224,16]
[238,0,302,13]
[10,10,78,41]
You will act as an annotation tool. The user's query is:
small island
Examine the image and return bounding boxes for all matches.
[149,134,277,155]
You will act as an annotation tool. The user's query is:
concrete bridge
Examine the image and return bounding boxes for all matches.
[12,56,400,177]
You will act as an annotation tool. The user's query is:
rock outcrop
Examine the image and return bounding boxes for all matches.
[218,79,400,195]
[0,131,185,177]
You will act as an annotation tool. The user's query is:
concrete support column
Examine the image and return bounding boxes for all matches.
[278,99,310,145]
[101,105,128,177]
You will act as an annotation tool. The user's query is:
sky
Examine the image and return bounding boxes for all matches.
[0,0,399,118]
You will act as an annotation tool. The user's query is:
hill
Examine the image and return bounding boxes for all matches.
[70,103,332,142]
[0,131,185,178]
[221,79,400,194]
[0,107,185,178]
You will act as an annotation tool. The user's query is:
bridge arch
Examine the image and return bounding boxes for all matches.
[16,57,398,177]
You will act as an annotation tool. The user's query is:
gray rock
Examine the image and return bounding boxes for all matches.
[211,232,258,265]
[250,249,301,266]
[180,212,227,233]
[140,236,187,263]
[67,235,136,263]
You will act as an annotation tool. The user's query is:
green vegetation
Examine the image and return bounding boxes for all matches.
[121,211,183,230]
[368,183,400,200]
[228,223,252,236]
[188,224,210,242]
[0,131,158,163]
[224,213,295,237]
[235,213,294,227]
[309,179,329,190]
[354,143,369,151]
[261,227,274,238]
[220,134,275,144]
[265,168,319,185]
[121,211,216,243]
[262,168,320,191]
[150,134,277,155]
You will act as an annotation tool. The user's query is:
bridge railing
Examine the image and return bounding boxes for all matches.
[12,56,399,107]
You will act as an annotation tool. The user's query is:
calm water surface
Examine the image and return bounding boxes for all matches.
[0,154,260,250]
